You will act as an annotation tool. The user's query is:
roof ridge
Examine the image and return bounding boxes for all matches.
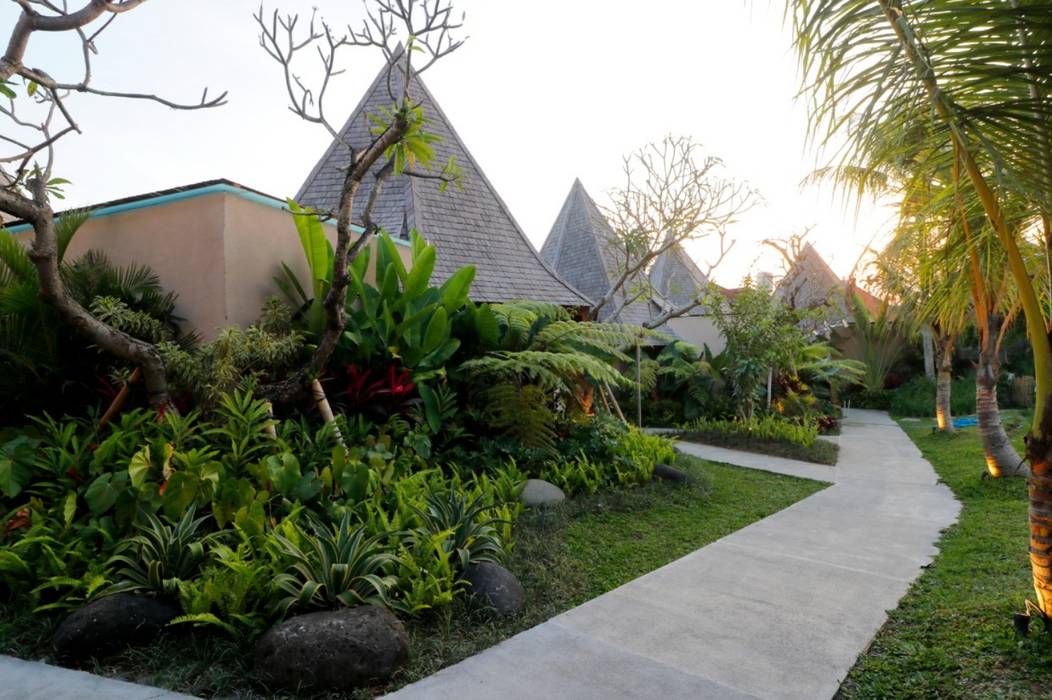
[409,71,591,304]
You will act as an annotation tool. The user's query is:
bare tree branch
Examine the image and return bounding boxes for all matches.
[592,135,759,323]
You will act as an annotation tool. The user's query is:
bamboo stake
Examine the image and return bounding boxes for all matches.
[603,381,627,423]
[311,378,345,446]
[97,367,141,430]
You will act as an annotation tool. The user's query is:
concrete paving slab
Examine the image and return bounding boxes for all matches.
[383,409,960,700]
[0,655,194,700]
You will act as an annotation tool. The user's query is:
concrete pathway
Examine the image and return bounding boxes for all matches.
[0,655,195,700]
[384,410,960,700]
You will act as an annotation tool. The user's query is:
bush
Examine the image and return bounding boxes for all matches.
[685,415,819,447]
[680,415,837,465]
[887,375,977,418]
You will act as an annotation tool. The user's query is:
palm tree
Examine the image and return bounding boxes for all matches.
[788,0,1052,617]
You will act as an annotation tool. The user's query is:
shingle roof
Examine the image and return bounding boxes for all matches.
[296,59,589,307]
[650,241,709,311]
[776,243,887,321]
[541,179,658,326]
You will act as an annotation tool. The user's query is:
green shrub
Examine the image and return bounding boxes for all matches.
[686,415,819,448]
[888,375,977,418]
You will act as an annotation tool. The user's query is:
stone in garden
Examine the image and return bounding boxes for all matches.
[652,462,689,483]
[520,478,565,507]
[53,593,180,663]
[463,562,525,615]
[254,606,408,691]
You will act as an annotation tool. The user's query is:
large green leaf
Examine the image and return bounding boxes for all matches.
[422,307,450,355]
[85,473,124,515]
[162,471,200,520]
[439,266,475,312]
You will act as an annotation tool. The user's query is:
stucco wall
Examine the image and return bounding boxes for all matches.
[13,190,412,339]
[668,315,726,355]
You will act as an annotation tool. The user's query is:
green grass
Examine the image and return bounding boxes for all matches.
[679,431,839,465]
[839,413,1052,700]
[0,454,825,699]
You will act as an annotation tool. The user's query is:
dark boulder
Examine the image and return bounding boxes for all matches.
[652,463,689,483]
[463,562,524,615]
[53,593,180,664]
[254,606,408,691]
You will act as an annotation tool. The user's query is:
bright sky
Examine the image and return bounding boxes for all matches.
[2,0,896,287]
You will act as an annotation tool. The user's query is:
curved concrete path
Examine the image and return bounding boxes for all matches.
[384,410,960,700]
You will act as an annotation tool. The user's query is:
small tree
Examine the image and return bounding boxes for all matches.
[254,0,464,401]
[0,1,226,408]
[594,135,758,328]
[707,282,806,421]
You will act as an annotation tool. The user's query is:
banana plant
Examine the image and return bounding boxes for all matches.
[273,200,334,338]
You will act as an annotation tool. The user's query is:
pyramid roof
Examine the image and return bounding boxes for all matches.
[297,58,589,306]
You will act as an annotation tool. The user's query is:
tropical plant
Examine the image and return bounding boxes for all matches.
[1,214,186,420]
[459,301,642,395]
[342,231,473,382]
[409,490,506,572]
[269,513,399,615]
[105,507,216,596]
[707,283,808,420]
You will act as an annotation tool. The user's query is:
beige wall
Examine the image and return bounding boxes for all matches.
[14,190,412,339]
[668,315,726,355]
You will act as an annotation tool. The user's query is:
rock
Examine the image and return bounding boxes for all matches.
[463,562,525,615]
[521,478,565,507]
[652,463,689,483]
[53,593,180,663]
[254,606,408,691]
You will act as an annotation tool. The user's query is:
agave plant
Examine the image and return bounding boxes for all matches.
[409,490,506,573]
[268,513,399,616]
[105,507,216,597]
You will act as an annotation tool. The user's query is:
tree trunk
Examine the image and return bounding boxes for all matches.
[18,179,172,409]
[1026,433,1052,618]
[935,339,954,432]
[976,355,1026,476]
[922,325,936,380]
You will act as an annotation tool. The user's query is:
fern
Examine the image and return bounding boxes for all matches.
[480,383,558,454]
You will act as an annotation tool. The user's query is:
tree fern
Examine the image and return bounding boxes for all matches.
[479,383,559,454]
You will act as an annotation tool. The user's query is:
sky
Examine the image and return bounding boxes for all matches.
[1,0,896,287]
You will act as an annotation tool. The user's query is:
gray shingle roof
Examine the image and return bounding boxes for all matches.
[296,60,589,306]
[540,179,661,327]
[649,242,709,311]
[775,242,849,318]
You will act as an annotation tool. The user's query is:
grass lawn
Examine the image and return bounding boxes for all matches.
[0,453,825,699]
[839,413,1052,700]
[678,430,839,465]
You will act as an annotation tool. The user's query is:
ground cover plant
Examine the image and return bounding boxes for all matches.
[0,453,825,698]
[840,415,1050,699]
[679,415,838,466]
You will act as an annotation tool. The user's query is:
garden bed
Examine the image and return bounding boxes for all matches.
[839,415,1051,698]
[0,453,825,699]
[678,430,839,465]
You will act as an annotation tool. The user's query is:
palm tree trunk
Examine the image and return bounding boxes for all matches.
[935,338,954,432]
[976,353,1025,476]
[874,0,1052,618]
[922,325,936,380]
